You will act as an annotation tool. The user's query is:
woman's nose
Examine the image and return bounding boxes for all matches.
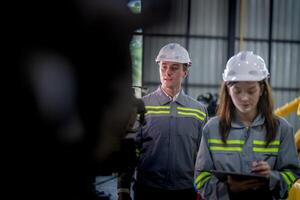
[241,93,250,101]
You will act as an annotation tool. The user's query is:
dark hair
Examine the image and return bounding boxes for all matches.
[217,80,278,146]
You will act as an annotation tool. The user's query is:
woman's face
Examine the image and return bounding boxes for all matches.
[227,81,263,116]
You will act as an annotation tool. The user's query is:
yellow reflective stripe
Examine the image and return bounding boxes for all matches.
[283,170,297,183]
[280,172,293,189]
[253,147,279,153]
[145,111,170,115]
[253,140,280,145]
[209,146,243,151]
[208,139,244,145]
[196,175,211,190]
[195,171,211,184]
[145,106,170,109]
[177,111,204,121]
[145,106,170,115]
[177,107,206,117]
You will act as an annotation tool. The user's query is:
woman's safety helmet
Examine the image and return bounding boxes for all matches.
[223,51,269,81]
[155,43,192,66]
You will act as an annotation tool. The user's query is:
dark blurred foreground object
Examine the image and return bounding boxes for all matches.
[197,92,218,117]
[4,0,172,199]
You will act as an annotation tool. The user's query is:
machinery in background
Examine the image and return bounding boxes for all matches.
[197,92,219,117]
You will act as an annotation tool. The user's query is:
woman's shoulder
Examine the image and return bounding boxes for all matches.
[276,116,293,129]
[276,116,294,140]
[204,116,220,128]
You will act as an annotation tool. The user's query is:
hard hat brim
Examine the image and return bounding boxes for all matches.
[223,74,266,82]
[156,59,192,66]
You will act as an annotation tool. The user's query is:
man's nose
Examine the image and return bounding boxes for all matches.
[166,67,172,75]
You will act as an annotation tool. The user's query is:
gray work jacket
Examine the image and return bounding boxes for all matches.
[194,114,300,199]
[135,87,208,190]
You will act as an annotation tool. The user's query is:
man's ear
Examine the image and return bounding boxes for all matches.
[184,70,188,78]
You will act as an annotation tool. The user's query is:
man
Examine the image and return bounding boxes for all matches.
[118,43,208,200]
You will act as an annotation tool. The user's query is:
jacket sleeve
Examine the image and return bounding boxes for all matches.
[194,126,230,199]
[269,119,300,199]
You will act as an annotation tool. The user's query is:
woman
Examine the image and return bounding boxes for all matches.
[194,51,300,200]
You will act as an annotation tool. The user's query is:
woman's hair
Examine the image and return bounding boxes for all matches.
[217,80,278,146]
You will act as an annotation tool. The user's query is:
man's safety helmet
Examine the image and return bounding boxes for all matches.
[155,43,192,66]
[223,51,269,81]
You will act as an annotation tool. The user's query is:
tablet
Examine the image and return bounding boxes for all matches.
[210,170,269,183]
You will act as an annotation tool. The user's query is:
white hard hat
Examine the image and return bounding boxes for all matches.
[155,43,192,66]
[223,51,269,81]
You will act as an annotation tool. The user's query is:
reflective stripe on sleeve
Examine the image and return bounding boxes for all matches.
[195,171,211,190]
[280,170,297,190]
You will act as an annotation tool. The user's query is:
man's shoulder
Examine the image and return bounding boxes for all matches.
[142,90,160,104]
[183,94,206,110]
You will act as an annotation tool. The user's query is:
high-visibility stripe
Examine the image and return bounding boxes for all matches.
[177,107,206,117]
[145,106,170,115]
[195,171,211,190]
[208,139,244,145]
[253,147,279,153]
[195,171,211,184]
[283,170,297,183]
[280,172,293,190]
[253,140,280,145]
[145,106,170,110]
[196,176,211,190]
[177,111,204,121]
[145,111,170,115]
[209,146,243,151]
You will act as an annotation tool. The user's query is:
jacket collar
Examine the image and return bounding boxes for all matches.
[155,86,189,107]
[231,112,265,128]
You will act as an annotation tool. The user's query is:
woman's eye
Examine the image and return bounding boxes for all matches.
[248,90,256,95]
[233,90,241,94]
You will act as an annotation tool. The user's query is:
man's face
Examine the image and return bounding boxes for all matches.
[159,61,187,90]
